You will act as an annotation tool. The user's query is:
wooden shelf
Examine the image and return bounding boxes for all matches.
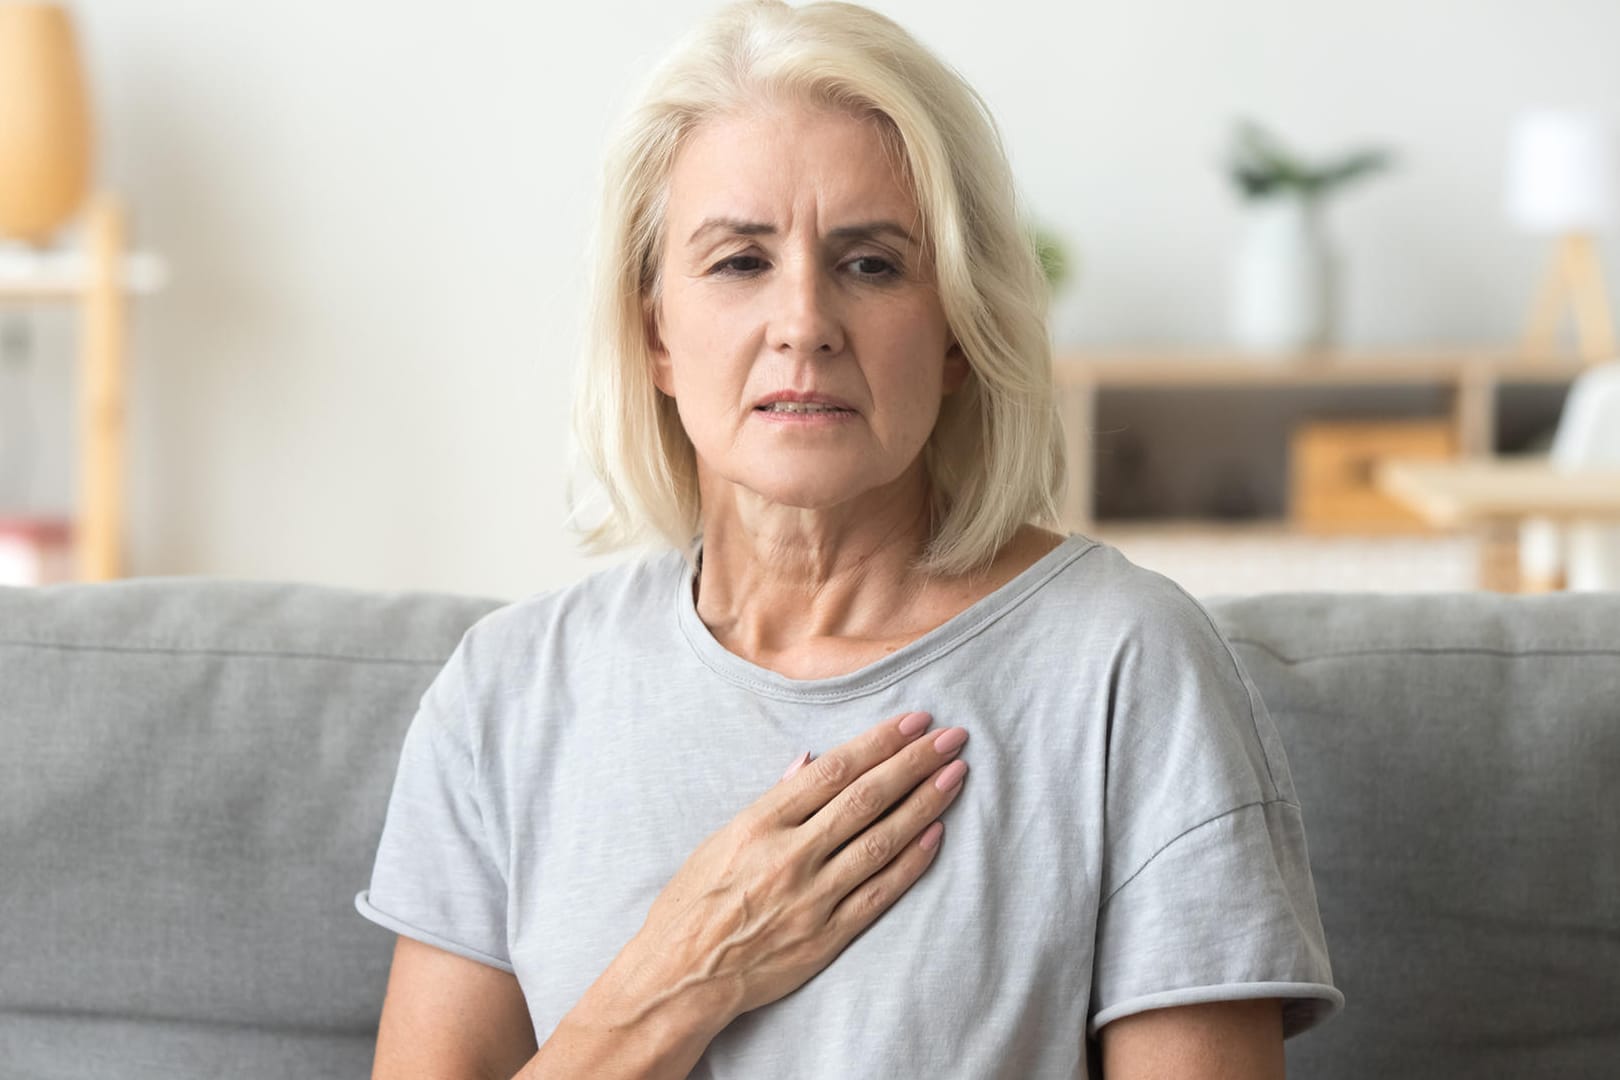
[0,193,164,581]
[1054,347,1589,386]
[0,245,167,301]
[1053,346,1597,530]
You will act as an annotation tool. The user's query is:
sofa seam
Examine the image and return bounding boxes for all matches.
[1227,638,1620,666]
[0,638,450,666]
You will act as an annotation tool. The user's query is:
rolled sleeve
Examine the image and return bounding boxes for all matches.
[1089,799,1343,1039]
[355,643,511,971]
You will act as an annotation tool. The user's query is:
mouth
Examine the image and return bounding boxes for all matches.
[752,390,859,416]
[753,401,858,415]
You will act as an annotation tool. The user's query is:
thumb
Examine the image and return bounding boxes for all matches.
[780,749,812,781]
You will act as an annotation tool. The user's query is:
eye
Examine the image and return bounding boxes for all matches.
[711,254,765,276]
[848,255,902,280]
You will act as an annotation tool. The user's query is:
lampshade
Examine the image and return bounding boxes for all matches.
[0,2,93,245]
[1504,109,1618,234]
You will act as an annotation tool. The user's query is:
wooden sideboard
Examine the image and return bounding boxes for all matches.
[1052,347,1593,531]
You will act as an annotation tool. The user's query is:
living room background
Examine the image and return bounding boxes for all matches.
[6,0,1617,598]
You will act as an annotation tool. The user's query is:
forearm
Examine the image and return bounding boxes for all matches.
[514,977,731,1080]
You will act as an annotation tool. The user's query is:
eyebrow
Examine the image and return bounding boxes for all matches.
[686,217,918,248]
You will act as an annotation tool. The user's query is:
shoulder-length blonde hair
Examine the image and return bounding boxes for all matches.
[568,0,1064,577]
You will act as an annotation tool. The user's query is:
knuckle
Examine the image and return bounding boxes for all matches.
[857,830,890,866]
[811,753,851,786]
[859,882,889,918]
[843,781,882,820]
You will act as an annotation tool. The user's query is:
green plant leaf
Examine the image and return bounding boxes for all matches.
[1225,117,1394,201]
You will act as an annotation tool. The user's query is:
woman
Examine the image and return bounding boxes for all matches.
[356,2,1342,1077]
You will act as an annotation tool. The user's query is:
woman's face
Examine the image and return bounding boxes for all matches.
[648,102,967,514]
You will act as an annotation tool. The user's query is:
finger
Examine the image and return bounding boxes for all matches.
[827,817,945,947]
[780,750,811,782]
[806,723,965,861]
[767,711,933,826]
[823,754,965,895]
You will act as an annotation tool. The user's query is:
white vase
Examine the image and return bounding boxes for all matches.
[1230,193,1338,354]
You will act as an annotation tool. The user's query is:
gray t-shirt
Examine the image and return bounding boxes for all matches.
[356,533,1342,1077]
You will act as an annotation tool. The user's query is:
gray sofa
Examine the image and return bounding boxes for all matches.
[2,577,1617,1078]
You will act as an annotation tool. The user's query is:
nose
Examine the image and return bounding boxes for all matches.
[768,259,845,357]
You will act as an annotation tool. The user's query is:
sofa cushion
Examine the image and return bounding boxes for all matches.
[1208,592,1620,1080]
[0,578,504,1078]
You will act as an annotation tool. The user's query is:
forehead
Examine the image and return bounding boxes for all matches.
[665,103,918,228]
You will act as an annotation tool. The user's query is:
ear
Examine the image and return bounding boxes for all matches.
[941,338,970,395]
[645,303,675,397]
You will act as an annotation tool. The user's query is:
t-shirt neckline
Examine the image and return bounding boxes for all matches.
[673,532,1096,703]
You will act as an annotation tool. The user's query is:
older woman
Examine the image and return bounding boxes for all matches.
[356,2,1342,1077]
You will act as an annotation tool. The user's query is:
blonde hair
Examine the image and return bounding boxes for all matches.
[568,0,1064,576]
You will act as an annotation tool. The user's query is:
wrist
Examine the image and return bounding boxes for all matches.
[561,978,729,1080]
[584,952,736,1042]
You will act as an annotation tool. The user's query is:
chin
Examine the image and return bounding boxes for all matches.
[742,467,878,510]
[750,483,864,510]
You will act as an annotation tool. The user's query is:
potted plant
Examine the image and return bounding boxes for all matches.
[1033,225,1073,294]
[1224,119,1393,353]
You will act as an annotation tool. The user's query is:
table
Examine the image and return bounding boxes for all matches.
[1375,456,1620,590]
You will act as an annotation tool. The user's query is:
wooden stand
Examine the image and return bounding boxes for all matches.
[1523,232,1616,365]
[0,190,164,582]
[79,192,125,581]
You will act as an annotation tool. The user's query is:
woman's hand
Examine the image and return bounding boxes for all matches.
[594,710,968,1033]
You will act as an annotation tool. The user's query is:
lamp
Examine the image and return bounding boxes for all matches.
[0,1,92,246]
[1505,109,1618,364]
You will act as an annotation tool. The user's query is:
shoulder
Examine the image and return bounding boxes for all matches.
[1055,539,1292,807]
[485,546,681,629]
[1037,535,1232,654]
[427,546,689,762]
[450,546,688,685]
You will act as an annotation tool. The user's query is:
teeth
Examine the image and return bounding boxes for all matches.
[763,402,848,413]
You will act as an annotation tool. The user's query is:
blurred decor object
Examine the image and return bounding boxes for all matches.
[0,2,164,583]
[1290,419,1454,535]
[0,1,92,245]
[1517,361,1620,590]
[1224,119,1394,355]
[1031,224,1074,294]
[0,513,72,584]
[1505,109,1617,365]
[0,314,38,514]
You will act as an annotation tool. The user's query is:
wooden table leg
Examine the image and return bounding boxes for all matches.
[1476,519,1523,593]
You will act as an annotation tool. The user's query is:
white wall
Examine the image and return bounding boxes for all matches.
[12,0,1616,599]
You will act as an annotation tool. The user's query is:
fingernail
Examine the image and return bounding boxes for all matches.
[781,750,811,780]
[897,711,931,736]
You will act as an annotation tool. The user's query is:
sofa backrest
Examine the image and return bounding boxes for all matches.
[2,580,1617,1078]
[1206,592,1620,1079]
[0,579,505,1078]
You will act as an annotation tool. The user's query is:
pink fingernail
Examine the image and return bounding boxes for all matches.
[898,711,931,736]
[781,750,811,780]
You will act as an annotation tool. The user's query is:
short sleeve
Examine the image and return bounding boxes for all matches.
[1086,581,1343,1040]
[354,641,513,972]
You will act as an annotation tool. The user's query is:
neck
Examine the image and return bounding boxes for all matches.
[692,466,940,660]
